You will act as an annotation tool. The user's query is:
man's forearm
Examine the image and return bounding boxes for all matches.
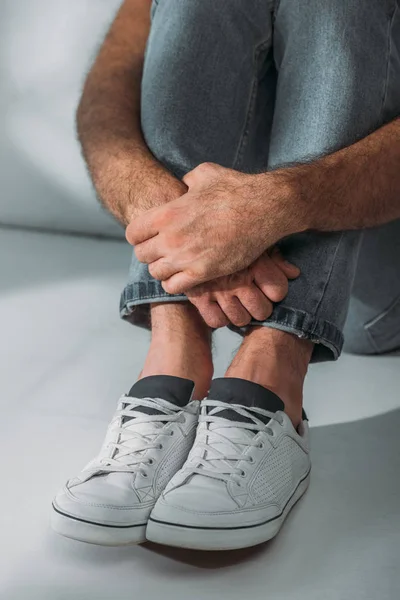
[77,0,185,224]
[285,118,400,234]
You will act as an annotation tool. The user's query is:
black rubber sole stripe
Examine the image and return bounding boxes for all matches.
[52,504,147,529]
[149,467,311,531]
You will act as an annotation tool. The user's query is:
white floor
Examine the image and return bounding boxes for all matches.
[2,229,399,600]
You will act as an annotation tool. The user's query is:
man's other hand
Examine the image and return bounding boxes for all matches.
[185,248,300,329]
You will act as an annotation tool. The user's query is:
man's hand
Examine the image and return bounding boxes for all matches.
[126,162,303,294]
[185,248,300,329]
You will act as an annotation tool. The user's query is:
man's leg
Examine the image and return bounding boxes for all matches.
[120,0,278,398]
[122,0,400,388]
[140,302,213,400]
[268,0,400,359]
[219,0,400,435]
[122,0,400,549]
[344,220,400,355]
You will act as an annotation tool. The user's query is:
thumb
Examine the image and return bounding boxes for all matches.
[182,162,221,189]
[269,247,301,280]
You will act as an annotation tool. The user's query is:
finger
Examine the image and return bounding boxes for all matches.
[253,255,289,303]
[217,295,252,327]
[126,211,160,246]
[148,259,178,282]
[161,264,210,294]
[269,247,301,280]
[161,271,197,294]
[189,297,229,329]
[236,285,273,321]
[134,237,164,264]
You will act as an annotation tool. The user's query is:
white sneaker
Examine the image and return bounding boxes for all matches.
[51,375,199,546]
[146,378,311,551]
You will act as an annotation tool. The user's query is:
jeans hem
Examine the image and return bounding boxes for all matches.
[120,285,343,362]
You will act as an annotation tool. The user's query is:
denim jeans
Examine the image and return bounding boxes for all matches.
[120,0,400,361]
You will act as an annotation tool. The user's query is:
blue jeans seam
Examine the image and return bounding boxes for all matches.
[379,1,398,118]
[311,232,345,326]
[364,326,381,354]
[233,38,271,170]
[364,293,400,329]
[363,293,400,353]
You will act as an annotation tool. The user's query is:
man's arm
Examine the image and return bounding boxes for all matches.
[127,117,400,294]
[293,117,400,232]
[77,0,299,328]
[77,0,186,224]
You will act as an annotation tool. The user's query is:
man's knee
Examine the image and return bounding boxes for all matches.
[141,0,269,176]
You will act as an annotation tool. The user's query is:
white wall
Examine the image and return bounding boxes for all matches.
[0,0,124,236]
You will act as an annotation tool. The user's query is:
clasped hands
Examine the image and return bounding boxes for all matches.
[126,162,300,328]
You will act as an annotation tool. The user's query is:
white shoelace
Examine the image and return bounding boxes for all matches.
[85,397,186,477]
[186,400,283,484]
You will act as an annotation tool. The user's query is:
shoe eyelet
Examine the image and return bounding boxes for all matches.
[170,430,175,436]
[158,444,163,450]
[142,472,148,478]
[148,459,154,465]
[249,456,254,464]
[240,470,246,478]
[258,442,265,449]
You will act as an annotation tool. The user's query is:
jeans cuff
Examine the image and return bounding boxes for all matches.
[227,305,343,362]
[120,281,187,330]
[120,283,343,362]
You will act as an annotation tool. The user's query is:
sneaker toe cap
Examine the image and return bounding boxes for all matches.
[150,479,277,529]
[53,477,154,527]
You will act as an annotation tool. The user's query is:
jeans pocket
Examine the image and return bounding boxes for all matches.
[365,294,400,353]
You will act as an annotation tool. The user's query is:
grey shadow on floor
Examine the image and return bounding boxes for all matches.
[42,408,400,583]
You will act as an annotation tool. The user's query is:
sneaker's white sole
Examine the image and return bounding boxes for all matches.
[146,471,310,551]
[51,505,147,546]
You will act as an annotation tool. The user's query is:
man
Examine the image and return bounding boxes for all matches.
[51,0,400,550]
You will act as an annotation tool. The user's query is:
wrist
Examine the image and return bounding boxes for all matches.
[255,169,310,241]
[92,147,186,224]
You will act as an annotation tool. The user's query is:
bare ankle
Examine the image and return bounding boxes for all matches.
[150,302,211,343]
[225,327,313,426]
[140,302,213,399]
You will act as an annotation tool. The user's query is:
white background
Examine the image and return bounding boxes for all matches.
[0,0,123,236]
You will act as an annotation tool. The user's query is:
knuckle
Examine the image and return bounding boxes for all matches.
[231,312,251,327]
[197,161,216,173]
[205,315,225,329]
[258,303,273,321]
[235,318,251,327]
[201,306,226,329]
[191,263,209,281]
[239,292,273,321]
[261,271,288,302]
[274,280,289,301]
[154,209,172,230]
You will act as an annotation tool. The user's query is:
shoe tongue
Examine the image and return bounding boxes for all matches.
[207,377,284,424]
[126,375,195,417]
[113,376,194,462]
[186,379,284,485]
